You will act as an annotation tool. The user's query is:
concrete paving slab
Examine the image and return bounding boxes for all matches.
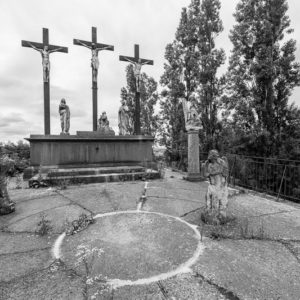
[0,248,52,282]
[143,196,201,217]
[0,195,70,230]
[161,273,227,300]
[228,194,300,239]
[0,268,84,300]
[0,232,56,255]
[61,212,200,281]
[113,283,163,300]
[194,239,300,300]
[6,204,89,233]
[59,182,144,213]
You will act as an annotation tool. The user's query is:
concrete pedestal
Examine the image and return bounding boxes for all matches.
[186,130,202,182]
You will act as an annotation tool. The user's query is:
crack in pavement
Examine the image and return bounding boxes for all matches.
[54,190,93,214]
[0,246,51,257]
[193,271,241,300]
[157,280,170,299]
[207,234,300,265]
[0,204,72,231]
[147,195,203,204]
[9,192,58,204]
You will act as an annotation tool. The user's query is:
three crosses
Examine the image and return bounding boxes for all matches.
[22,27,153,135]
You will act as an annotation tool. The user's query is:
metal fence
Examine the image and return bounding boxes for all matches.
[200,153,300,202]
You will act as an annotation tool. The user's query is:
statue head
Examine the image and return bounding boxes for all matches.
[60,98,66,104]
[44,45,49,51]
[100,111,107,120]
[208,150,220,163]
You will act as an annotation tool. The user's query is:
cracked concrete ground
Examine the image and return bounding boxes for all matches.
[1,169,300,300]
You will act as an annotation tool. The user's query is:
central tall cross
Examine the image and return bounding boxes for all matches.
[119,44,153,135]
[74,27,114,131]
[22,28,68,135]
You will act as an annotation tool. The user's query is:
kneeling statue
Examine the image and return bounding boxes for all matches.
[98,112,115,135]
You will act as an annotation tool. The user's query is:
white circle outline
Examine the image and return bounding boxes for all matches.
[52,210,204,289]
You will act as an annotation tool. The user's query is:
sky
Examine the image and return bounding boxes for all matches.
[0,0,300,142]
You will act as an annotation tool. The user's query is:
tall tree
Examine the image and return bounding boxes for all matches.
[159,0,225,158]
[225,0,300,155]
[197,0,225,150]
[120,64,159,136]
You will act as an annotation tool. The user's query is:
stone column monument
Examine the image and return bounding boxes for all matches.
[182,98,203,181]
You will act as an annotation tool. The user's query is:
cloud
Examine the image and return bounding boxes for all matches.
[0,0,300,142]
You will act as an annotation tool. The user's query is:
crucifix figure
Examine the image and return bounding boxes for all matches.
[74,27,114,131]
[27,43,63,82]
[22,28,68,135]
[119,44,153,135]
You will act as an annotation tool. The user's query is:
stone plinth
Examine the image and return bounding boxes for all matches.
[24,134,154,179]
[186,130,202,182]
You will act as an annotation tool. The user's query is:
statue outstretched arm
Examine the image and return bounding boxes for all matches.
[28,42,42,53]
[76,40,91,49]
[49,47,63,53]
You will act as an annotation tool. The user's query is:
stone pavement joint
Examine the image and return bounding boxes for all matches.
[193,271,241,300]
[54,189,93,215]
[0,246,51,257]
[157,280,171,299]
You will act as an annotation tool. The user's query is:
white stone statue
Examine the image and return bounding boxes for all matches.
[28,43,63,82]
[123,58,151,92]
[181,98,202,131]
[76,41,111,82]
[204,150,229,221]
[118,100,132,135]
[98,111,115,135]
[59,98,70,135]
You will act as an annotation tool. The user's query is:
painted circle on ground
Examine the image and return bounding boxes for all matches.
[53,211,203,288]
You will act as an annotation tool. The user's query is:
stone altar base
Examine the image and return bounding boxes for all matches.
[24,134,158,184]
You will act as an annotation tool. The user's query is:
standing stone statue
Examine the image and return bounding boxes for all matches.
[204,150,229,221]
[182,98,202,131]
[0,156,15,215]
[118,100,132,135]
[98,111,115,135]
[59,98,70,135]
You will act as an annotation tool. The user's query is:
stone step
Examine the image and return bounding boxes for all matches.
[29,169,160,187]
[46,165,145,177]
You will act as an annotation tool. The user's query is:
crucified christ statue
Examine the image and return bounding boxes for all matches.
[76,40,112,82]
[28,43,63,82]
[123,58,151,92]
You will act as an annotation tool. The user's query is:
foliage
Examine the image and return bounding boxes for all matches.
[159,0,225,163]
[0,141,30,175]
[120,64,159,136]
[224,0,300,158]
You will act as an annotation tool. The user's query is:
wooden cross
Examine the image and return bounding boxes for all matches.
[74,27,114,131]
[119,44,153,135]
[22,28,68,135]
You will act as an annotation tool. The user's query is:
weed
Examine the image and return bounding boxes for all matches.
[36,213,53,236]
[75,244,110,299]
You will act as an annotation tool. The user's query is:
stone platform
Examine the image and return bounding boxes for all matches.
[28,165,160,187]
[24,134,155,181]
